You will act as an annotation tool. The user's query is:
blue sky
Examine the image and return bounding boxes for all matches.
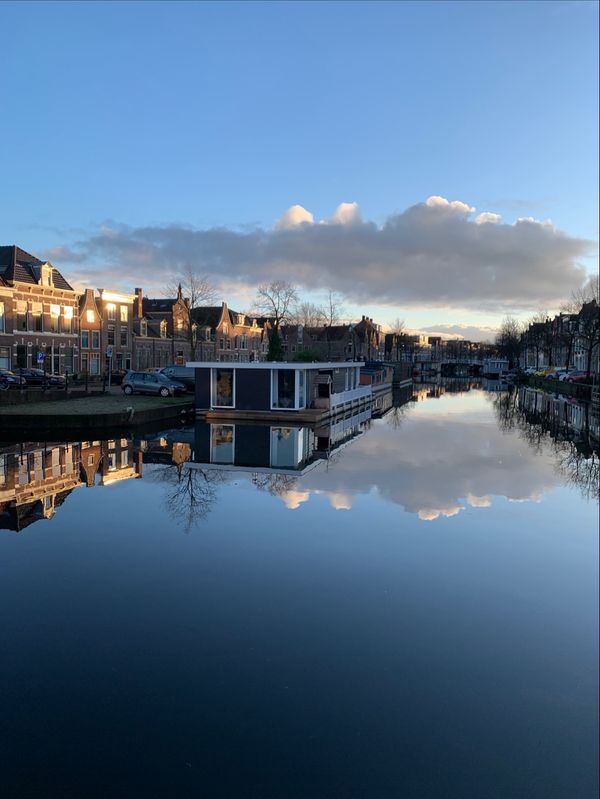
[1,0,598,339]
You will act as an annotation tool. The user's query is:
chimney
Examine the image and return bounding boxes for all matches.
[362,315,365,321]
[135,288,143,318]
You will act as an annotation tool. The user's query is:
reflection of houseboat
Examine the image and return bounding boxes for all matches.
[190,408,371,475]
[188,361,371,422]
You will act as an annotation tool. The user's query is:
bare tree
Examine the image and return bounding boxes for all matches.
[292,301,326,328]
[569,277,599,377]
[165,265,217,359]
[255,281,299,361]
[255,281,299,330]
[389,317,406,361]
[495,315,523,367]
[322,291,345,326]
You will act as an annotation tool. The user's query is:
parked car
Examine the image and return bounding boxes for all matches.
[121,371,186,397]
[12,367,66,388]
[160,365,196,390]
[566,370,590,383]
[0,368,27,389]
[558,370,576,381]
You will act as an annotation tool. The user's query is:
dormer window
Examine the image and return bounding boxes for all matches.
[140,320,147,337]
[40,263,53,287]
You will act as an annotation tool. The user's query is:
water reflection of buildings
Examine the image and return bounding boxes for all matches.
[0,439,141,532]
[412,378,482,401]
[517,386,600,450]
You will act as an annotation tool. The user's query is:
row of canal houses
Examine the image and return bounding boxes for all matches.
[1,245,387,376]
[520,300,600,376]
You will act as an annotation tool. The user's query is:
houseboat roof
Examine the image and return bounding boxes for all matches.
[186,361,364,370]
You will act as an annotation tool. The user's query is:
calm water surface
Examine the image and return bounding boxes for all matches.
[1,387,598,798]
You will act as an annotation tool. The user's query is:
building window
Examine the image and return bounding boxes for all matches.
[239,335,247,350]
[219,338,224,350]
[62,306,73,333]
[92,331,100,349]
[225,338,231,350]
[107,304,116,321]
[107,325,115,346]
[64,347,74,373]
[0,302,4,332]
[81,353,89,373]
[86,309,95,323]
[160,320,167,339]
[16,301,27,331]
[28,302,43,332]
[50,304,60,333]
[212,368,234,407]
[81,330,89,348]
[120,328,128,347]
[90,353,100,374]
[223,323,228,335]
[0,346,9,369]
[140,320,147,337]
[120,305,128,322]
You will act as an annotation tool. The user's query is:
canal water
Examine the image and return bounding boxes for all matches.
[1,385,598,798]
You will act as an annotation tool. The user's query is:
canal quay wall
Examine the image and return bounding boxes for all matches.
[0,394,194,436]
[523,375,593,401]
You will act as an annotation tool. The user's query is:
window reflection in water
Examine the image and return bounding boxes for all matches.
[211,425,234,464]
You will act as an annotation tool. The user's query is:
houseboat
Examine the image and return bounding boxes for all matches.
[483,358,509,378]
[186,361,372,422]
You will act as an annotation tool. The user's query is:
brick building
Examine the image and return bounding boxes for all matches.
[0,245,79,374]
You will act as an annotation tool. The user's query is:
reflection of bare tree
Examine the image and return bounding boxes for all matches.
[252,473,298,496]
[554,441,599,502]
[490,389,519,433]
[151,463,227,532]
[386,404,409,430]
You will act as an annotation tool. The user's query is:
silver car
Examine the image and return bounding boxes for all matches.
[121,371,186,397]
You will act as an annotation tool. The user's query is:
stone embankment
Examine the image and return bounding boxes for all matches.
[0,394,194,436]
[524,375,592,400]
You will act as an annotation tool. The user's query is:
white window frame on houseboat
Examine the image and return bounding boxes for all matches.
[211,367,236,408]
[270,368,306,411]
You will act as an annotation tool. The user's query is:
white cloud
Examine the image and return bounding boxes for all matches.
[425,195,475,214]
[329,202,361,226]
[275,204,314,230]
[474,212,502,225]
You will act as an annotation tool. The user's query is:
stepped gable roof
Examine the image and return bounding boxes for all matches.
[0,245,74,291]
